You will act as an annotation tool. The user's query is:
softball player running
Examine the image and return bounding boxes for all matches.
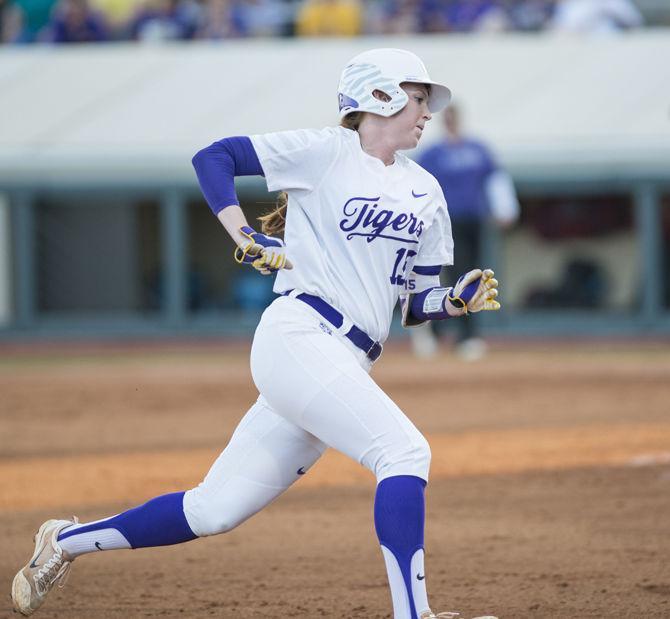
[12,48,499,619]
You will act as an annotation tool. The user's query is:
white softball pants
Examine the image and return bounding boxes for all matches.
[184,295,430,537]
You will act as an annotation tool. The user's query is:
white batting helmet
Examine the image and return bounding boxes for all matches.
[337,48,452,119]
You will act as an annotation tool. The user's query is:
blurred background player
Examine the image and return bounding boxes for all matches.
[549,0,643,34]
[411,104,519,360]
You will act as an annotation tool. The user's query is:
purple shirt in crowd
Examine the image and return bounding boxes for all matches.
[50,12,108,43]
[417,138,496,222]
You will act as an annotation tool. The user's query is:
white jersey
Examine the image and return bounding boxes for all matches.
[250,126,453,343]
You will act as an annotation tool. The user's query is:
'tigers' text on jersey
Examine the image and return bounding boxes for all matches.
[339,196,425,244]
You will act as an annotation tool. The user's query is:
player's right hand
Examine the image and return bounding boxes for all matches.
[234,226,293,275]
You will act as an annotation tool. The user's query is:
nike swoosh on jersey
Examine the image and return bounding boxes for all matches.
[412,190,428,198]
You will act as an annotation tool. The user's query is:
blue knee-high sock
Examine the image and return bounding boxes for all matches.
[374,475,427,619]
[58,491,197,549]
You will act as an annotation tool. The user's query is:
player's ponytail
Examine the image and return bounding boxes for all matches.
[258,191,287,237]
[258,113,364,236]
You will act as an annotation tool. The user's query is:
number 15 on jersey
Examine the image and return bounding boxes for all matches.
[390,248,417,289]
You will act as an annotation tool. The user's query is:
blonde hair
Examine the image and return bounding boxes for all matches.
[258,113,364,236]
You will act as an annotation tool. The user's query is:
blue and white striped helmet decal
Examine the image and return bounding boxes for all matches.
[337,62,408,118]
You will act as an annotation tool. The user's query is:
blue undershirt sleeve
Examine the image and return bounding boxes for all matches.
[192,136,264,215]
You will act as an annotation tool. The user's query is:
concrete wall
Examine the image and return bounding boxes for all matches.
[1,32,669,188]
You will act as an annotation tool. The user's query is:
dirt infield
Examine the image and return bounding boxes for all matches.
[2,341,670,618]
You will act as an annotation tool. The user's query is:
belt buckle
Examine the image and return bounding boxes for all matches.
[366,341,383,362]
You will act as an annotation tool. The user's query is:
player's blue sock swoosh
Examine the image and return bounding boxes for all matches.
[58,492,197,550]
[374,475,428,619]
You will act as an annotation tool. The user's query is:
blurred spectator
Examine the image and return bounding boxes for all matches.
[549,0,643,33]
[195,0,246,38]
[419,0,510,33]
[412,0,448,32]
[366,0,422,34]
[3,0,58,42]
[89,0,136,36]
[236,0,290,37]
[45,0,108,42]
[1,0,6,36]
[1,0,16,41]
[129,0,200,41]
[508,0,554,31]
[412,104,519,360]
[472,1,511,31]
[2,0,660,44]
[295,0,362,36]
[457,0,512,32]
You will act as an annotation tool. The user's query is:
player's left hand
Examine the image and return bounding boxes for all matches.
[234,226,293,275]
[446,268,500,315]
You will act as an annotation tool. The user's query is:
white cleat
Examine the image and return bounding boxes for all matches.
[12,518,78,616]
